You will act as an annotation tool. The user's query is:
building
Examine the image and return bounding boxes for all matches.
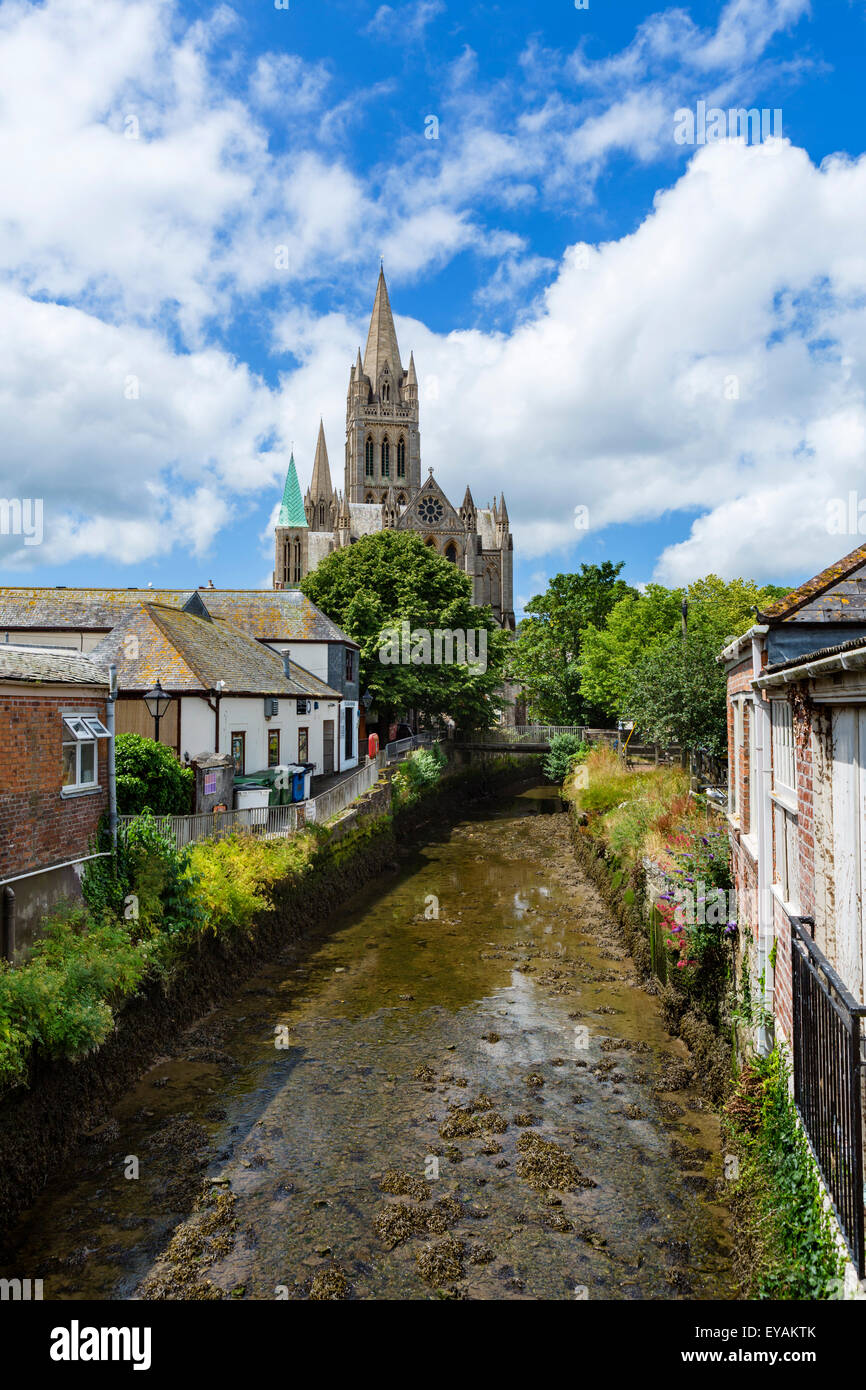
[0,645,111,960]
[89,597,348,777]
[722,541,866,1282]
[0,585,361,771]
[273,268,516,629]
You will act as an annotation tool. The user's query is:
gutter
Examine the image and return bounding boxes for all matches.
[719,623,768,665]
[755,645,866,690]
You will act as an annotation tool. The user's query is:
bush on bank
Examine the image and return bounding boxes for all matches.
[723,1047,844,1299]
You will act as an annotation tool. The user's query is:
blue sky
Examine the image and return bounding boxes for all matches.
[1,0,865,615]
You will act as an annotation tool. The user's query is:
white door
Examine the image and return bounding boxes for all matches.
[831,708,866,1000]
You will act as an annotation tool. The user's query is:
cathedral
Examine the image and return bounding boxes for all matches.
[273,269,515,630]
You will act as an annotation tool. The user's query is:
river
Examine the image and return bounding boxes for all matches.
[0,785,733,1300]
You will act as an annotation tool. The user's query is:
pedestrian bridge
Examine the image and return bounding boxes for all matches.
[455,724,587,753]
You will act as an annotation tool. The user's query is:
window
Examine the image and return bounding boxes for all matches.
[397,437,406,477]
[297,698,309,715]
[298,727,309,763]
[345,648,354,682]
[381,438,390,477]
[729,699,744,819]
[417,495,444,525]
[365,492,375,503]
[268,729,280,767]
[231,731,246,775]
[292,538,302,584]
[61,713,107,794]
[445,542,457,563]
[397,492,407,506]
[319,501,326,526]
[382,380,390,403]
[771,700,796,795]
[365,437,374,476]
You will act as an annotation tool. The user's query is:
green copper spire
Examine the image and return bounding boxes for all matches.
[278,453,307,528]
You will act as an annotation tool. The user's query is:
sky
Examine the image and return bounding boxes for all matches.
[0,0,865,616]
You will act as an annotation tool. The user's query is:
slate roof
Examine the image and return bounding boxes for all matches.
[0,587,358,645]
[89,605,342,699]
[762,633,866,677]
[0,644,108,687]
[757,542,866,621]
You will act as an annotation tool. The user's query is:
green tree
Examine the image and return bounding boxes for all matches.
[579,575,790,722]
[621,631,729,756]
[510,564,638,724]
[300,531,510,734]
[115,733,193,816]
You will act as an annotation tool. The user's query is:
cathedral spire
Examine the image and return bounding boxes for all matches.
[363,266,403,385]
[310,419,333,501]
[278,454,307,528]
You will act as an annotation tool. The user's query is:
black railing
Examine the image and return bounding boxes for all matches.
[789,913,866,1275]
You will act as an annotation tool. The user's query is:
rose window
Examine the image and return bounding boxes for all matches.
[418,496,444,525]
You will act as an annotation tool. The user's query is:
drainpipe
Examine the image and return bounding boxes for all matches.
[752,633,773,1055]
[1,885,14,963]
[107,663,118,855]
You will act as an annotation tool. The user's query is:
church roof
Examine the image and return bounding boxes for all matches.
[348,503,386,537]
[278,454,307,528]
[309,421,333,501]
[363,267,403,384]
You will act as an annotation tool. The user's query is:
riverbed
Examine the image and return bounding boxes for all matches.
[0,786,733,1300]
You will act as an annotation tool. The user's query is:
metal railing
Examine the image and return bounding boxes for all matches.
[790,913,866,1275]
[384,732,443,762]
[118,759,384,851]
[457,724,587,745]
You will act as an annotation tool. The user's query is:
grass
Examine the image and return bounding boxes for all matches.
[573,748,697,864]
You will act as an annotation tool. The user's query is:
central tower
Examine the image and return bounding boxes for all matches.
[345,267,420,506]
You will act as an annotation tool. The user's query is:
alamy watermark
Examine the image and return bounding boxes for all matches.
[827,492,866,536]
[674,101,782,147]
[378,620,487,673]
[0,498,43,546]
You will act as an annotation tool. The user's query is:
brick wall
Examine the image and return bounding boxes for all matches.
[0,687,108,881]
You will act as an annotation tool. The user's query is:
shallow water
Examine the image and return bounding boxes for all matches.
[1,787,733,1300]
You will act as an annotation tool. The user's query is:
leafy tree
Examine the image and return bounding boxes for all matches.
[579,575,790,722]
[510,564,638,724]
[543,733,589,784]
[621,631,729,756]
[300,531,510,734]
[114,733,193,816]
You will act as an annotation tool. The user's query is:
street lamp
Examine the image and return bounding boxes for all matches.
[144,681,172,743]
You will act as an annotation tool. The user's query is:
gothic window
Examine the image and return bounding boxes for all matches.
[365,437,374,476]
[417,495,444,525]
[382,380,390,403]
[397,437,406,477]
[381,438,390,477]
[445,542,458,563]
[292,538,302,584]
[365,492,375,504]
[283,541,291,585]
[425,537,437,549]
[318,501,326,526]
[396,493,407,506]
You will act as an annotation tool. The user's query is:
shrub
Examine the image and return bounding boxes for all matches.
[543,734,589,784]
[392,744,446,806]
[83,812,206,940]
[0,908,148,1093]
[185,830,321,934]
[114,733,193,816]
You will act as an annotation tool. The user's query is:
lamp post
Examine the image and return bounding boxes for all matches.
[144,681,172,743]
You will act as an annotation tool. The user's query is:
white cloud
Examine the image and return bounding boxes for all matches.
[366,0,445,43]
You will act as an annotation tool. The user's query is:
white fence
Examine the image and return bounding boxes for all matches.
[118,758,384,852]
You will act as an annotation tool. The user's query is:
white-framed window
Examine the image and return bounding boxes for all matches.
[61,713,109,794]
[770,699,796,796]
[748,699,758,837]
[730,698,744,819]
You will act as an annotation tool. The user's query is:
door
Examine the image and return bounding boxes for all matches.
[831,708,866,1000]
[230,731,246,775]
[323,719,335,775]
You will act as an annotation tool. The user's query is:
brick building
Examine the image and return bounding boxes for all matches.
[0,645,111,960]
[722,542,866,1280]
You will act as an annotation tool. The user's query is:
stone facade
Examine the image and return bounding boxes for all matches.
[273,269,515,629]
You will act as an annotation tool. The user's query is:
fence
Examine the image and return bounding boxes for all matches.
[458,725,587,745]
[789,913,866,1275]
[118,758,383,852]
[384,731,443,762]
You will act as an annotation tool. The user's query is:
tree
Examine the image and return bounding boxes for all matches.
[509,563,638,724]
[300,531,510,734]
[579,575,790,723]
[621,632,728,756]
[114,733,193,816]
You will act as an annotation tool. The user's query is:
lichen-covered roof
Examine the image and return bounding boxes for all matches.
[348,503,385,537]
[758,543,866,621]
[89,605,342,698]
[0,644,108,687]
[0,587,357,646]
